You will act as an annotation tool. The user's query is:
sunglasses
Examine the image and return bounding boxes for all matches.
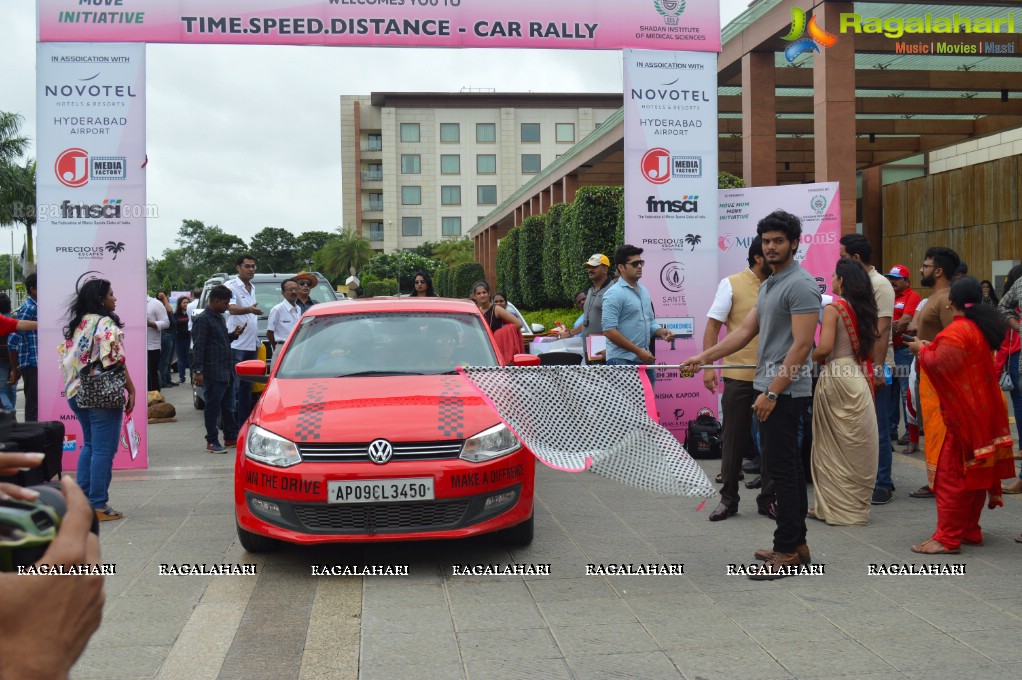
[414,280,427,285]
[626,260,645,268]
[297,281,311,287]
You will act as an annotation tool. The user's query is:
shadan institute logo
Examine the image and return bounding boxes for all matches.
[782,7,838,62]
[653,0,685,26]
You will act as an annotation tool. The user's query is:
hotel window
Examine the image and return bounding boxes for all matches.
[476,123,496,143]
[441,186,462,206]
[400,123,420,143]
[368,222,384,242]
[521,154,542,174]
[440,154,461,174]
[400,154,420,174]
[402,217,422,237]
[439,123,460,143]
[477,185,497,205]
[521,123,540,143]
[476,154,496,174]
[364,163,382,181]
[556,123,575,143]
[367,193,383,211]
[401,186,421,205]
[366,133,382,151]
[442,217,462,236]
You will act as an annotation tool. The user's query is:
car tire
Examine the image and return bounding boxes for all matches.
[236,521,279,553]
[496,512,534,546]
[193,390,205,410]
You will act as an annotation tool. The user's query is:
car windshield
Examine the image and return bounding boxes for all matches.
[276,312,499,378]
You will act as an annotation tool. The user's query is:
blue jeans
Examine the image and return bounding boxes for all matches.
[175,335,191,382]
[0,361,17,412]
[231,348,258,425]
[889,346,912,436]
[1008,351,1022,480]
[875,383,894,491]
[68,396,123,509]
[607,357,656,388]
[203,377,239,445]
[159,331,176,384]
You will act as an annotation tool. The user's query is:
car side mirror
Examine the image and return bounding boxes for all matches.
[236,359,269,384]
[512,354,541,366]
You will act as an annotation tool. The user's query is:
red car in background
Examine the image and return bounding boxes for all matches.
[233,298,536,552]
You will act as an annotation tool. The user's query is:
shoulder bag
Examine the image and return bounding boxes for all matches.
[76,317,126,409]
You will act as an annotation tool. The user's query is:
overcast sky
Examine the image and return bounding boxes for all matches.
[3,0,750,259]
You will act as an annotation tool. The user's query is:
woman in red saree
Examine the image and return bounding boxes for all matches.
[906,277,1015,554]
[469,280,524,363]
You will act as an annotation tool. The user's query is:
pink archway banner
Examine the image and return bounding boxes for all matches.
[38,0,720,51]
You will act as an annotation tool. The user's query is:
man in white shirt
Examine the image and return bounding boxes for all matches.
[225,254,263,426]
[185,288,202,332]
[145,295,170,391]
[266,278,301,364]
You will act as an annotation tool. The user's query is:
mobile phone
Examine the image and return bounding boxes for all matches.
[901,333,916,342]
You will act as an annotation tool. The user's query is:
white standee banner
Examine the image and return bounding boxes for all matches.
[623,49,718,441]
[36,43,148,470]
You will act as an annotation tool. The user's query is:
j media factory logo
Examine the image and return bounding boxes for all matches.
[781,8,838,62]
[55,147,126,188]
[640,148,703,183]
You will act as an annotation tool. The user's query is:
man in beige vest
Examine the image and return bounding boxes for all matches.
[704,236,771,521]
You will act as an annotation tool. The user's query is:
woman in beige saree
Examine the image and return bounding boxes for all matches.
[809,260,879,526]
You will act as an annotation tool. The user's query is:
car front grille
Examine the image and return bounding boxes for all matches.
[293,500,471,534]
[297,441,463,462]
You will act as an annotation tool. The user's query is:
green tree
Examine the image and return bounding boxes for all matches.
[315,227,374,282]
[248,226,300,273]
[0,112,28,165]
[0,159,36,265]
[295,230,332,268]
[430,238,475,268]
[361,251,443,293]
[173,219,247,275]
[0,254,23,291]
[718,171,746,189]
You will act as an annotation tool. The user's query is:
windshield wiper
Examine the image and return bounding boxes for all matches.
[336,370,429,377]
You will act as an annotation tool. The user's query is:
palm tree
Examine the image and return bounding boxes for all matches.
[106,241,126,260]
[315,227,374,281]
[684,233,702,252]
[0,159,36,267]
[0,112,28,165]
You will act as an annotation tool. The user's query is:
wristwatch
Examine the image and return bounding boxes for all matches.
[765,391,779,402]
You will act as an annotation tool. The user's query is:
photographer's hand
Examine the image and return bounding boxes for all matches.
[0,451,45,477]
[0,477,104,680]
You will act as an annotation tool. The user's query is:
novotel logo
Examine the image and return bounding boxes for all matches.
[646,195,699,213]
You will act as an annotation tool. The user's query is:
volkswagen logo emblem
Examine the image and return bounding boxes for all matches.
[367,439,393,465]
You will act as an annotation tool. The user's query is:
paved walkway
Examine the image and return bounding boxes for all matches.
[65,384,1022,679]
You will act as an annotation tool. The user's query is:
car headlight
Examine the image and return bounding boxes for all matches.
[245,424,302,468]
[460,423,521,463]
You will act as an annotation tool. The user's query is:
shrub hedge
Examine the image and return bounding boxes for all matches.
[517,215,548,309]
[542,203,568,308]
[559,186,622,301]
[495,226,522,304]
[363,277,399,297]
[451,261,485,299]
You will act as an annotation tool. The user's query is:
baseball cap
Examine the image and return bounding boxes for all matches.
[584,254,610,267]
[886,265,909,279]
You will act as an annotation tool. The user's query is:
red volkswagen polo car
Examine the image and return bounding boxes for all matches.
[233,298,536,552]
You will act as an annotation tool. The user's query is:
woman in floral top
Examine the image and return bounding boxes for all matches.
[59,278,137,521]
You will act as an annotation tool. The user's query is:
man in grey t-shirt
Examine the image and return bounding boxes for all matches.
[682,210,820,579]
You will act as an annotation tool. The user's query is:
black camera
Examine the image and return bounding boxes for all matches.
[0,482,100,571]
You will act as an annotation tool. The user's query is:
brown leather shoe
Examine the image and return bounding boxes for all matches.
[749,551,803,580]
[753,543,811,565]
[708,502,738,522]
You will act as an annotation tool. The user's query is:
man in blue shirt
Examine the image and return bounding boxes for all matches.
[602,244,674,385]
[8,273,38,421]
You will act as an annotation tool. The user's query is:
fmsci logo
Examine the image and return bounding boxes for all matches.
[782,7,838,62]
[646,195,699,213]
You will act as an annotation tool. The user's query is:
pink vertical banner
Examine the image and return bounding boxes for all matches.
[717,183,841,297]
[623,49,719,442]
[36,43,148,470]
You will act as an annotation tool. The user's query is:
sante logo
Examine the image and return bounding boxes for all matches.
[782,7,838,62]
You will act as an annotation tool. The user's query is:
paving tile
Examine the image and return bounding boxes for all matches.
[464,656,572,680]
[361,605,454,634]
[550,622,659,657]
[858,631,997,672]
[73,644,172,679]
[360,631,462,667]
[457,627,561,660]
[524,576,619,602]
[664,643,794,680]
[759,639,892,677]
[564,651,682,679]
[445,579,537,606]
[359,662,466,680]
[450,601,547,632]
[537,596,638,627]
[948,627,1022,664]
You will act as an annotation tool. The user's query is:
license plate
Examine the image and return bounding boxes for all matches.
[328,478,435,504]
